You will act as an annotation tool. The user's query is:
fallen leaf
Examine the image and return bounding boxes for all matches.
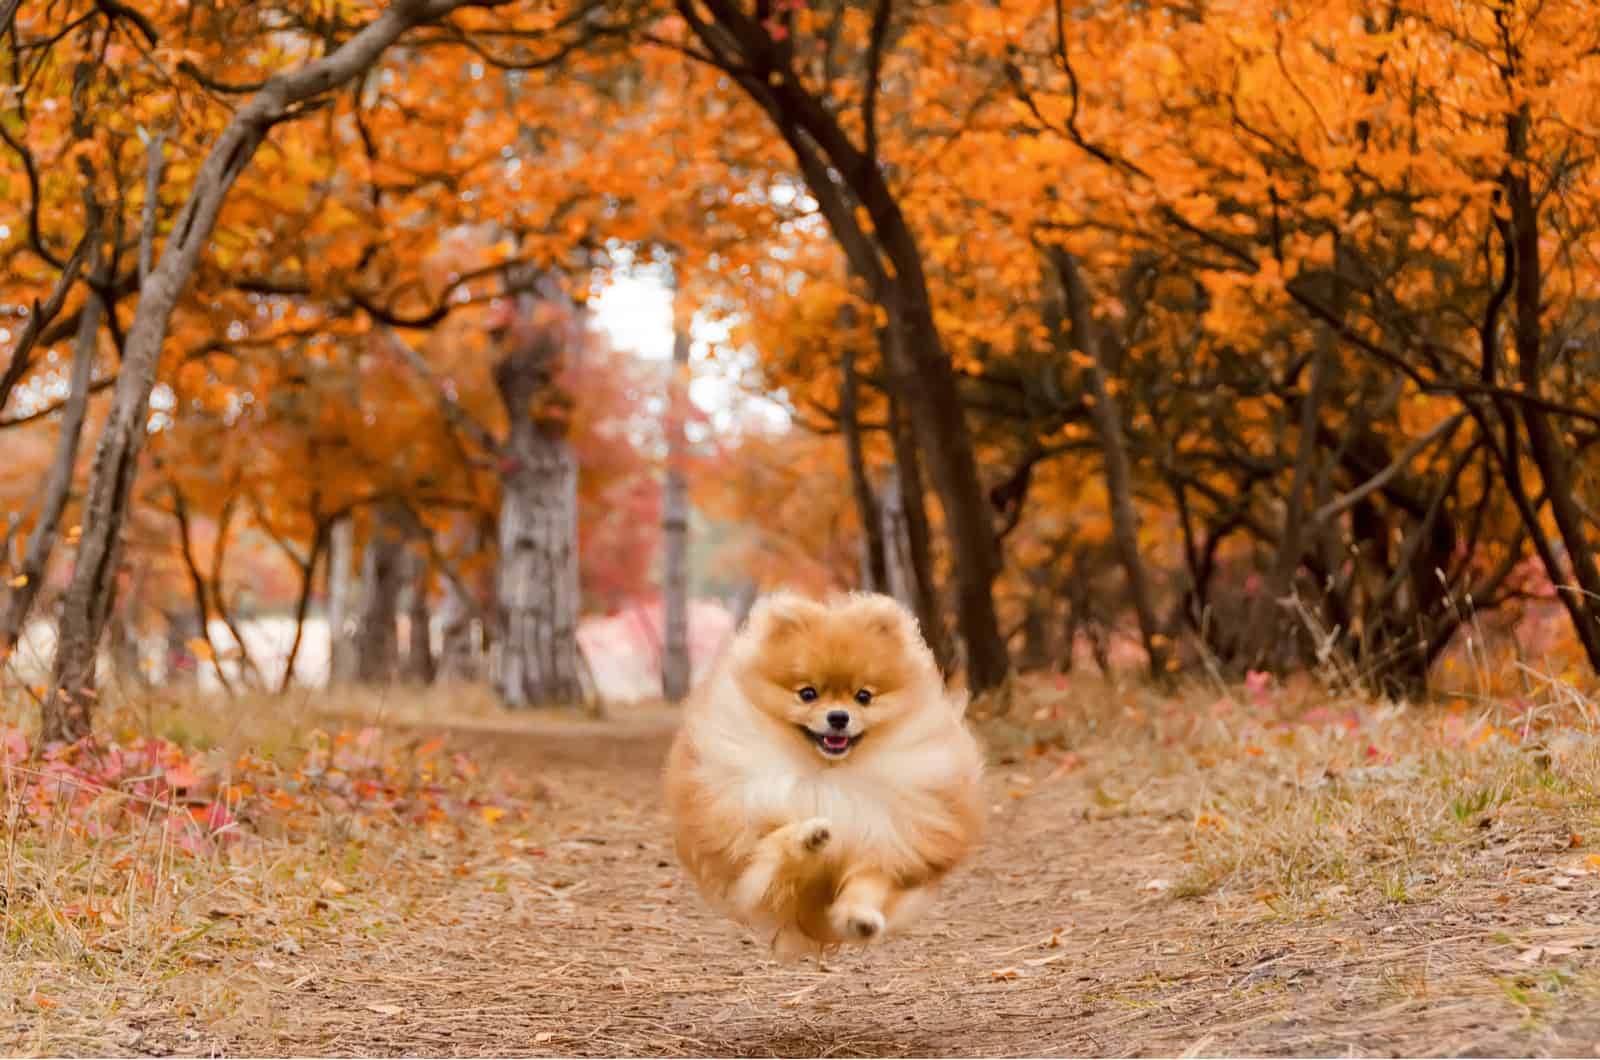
[1587,854,1600,869]
[186,637,215,660]
[8,574,27,588]
[29,993,56,1009]
[365,1003,404,1016]
[991,966,1022,980]
[164,763,200,790]
[481,806,508,825]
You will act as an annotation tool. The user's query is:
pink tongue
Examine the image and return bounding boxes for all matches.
[823,734,850,750]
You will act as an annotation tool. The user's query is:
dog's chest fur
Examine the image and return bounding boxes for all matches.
[708,730,960,873]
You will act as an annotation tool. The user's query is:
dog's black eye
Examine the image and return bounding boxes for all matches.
[855,688,872,705]
[798,686,818,703]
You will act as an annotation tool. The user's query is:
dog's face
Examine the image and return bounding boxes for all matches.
[733,592,938,763]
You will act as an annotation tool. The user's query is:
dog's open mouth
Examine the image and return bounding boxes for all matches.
[800,726,862,758]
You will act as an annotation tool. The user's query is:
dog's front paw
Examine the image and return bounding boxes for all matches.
[797,816,832,853]
[832,905,885,942]
[771,927,822,961]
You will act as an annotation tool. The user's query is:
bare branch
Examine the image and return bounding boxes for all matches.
[1311,412,1467,527]
[137,131,166,286]
[0,232,91,414]
[0,119,67,269]
[380,324,505,458]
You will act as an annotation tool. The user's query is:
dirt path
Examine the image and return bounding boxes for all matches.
[173,710,1599,1058]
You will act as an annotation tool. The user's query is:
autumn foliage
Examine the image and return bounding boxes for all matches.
[2,0,1599,738]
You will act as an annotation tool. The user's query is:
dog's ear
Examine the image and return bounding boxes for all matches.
[745,590,819,641]
[845,592,916,641]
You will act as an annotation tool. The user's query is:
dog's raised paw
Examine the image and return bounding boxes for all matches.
[798,817,832,852]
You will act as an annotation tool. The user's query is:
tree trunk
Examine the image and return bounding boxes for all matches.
[326,515,359,685]
[887,393,953,674]
[43,0,470,740]
[1245,336,1331,669]
[403,547,435,684]
[489,276,582,708]
[1059,592,1080,674]
[208,495,265,689]
[660,310,692,702]
[163,609,200,686]
[278,522,325,693]
[1503,114,1600,669]
[880,310,1008,690]
[730,580,760,628]
[436,516,482,682]
[109,563,148,688]
[0,224,101,655]
[1018,596,1054,672]
[878,471,913,608]
[840,347,888,593]
[1051,248,1169,680]
[355,505,406,685]
[168,481,233,694]
[492,433,581,706]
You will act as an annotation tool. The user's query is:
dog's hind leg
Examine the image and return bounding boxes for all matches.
[729,817,832,918]
[828,867,893,942]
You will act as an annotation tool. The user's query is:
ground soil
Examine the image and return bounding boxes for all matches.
[119,708,1600,1057]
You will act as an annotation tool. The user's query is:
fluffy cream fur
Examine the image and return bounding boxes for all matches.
[665,591,985,957]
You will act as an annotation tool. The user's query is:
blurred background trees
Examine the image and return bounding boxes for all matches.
[4,0,1598,737]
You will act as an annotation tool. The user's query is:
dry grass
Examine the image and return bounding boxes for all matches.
[3,671,1599,1056]
[0,681,554,1055]
[986,671,1600,915]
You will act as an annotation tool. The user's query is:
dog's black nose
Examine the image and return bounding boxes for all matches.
[826,710,851,730]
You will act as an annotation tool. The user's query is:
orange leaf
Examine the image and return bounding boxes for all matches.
[186,637,214,661]
[30,992,57,1009]
[480,806,507,825]
[1587,854,1600,869]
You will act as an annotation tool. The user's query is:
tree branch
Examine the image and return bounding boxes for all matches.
[0,233,92,414]
[381,324,505,458]
[861,0,891,166]
[1311,411,1467,527]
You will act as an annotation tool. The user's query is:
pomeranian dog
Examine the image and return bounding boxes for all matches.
[665,590,985,958]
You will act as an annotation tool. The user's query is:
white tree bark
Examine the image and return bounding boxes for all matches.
[492,433,581,706]
[326,515,359,685]
[436,515,482,682]
[660,315,691,702]
[489,275,583,708]
[355,506,406,685]
[878,472,916,610]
